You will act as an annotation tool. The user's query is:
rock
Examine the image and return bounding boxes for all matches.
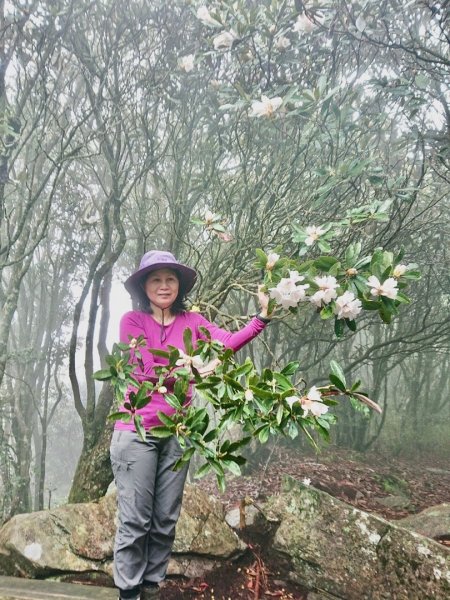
[398,504,450,540]
[0,575,118,599]
[166,556,220,579]
[307,592,339,600]
[375,494,412,509]
[425,468,450,476]
[0,484,244,582]
[0,494,117,579]
[262,476,450,600]
[225,504,259,529]
[173,485,245,557]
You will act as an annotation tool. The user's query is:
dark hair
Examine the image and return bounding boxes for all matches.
[135,268,188,314]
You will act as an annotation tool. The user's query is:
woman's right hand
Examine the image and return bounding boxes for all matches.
[257,284,273,319]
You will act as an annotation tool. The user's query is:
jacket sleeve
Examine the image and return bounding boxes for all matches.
[194,313,267,352]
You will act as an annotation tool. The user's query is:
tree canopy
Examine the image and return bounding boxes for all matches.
[0,0,448,517]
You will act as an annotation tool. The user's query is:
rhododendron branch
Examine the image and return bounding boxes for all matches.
[94,238,418,490]
[95,335,381,491]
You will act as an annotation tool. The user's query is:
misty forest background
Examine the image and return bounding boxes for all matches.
[0,0,449,522]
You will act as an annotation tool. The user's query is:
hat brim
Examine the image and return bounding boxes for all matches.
[124,262,197,297]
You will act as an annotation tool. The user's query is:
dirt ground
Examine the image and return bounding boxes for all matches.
[161,444,450,600]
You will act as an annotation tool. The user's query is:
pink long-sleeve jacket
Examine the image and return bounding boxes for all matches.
[114,310,267,431]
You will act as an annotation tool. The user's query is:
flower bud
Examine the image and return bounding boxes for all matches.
[204,209,214,224]
[158,386,168,394]
[346,268,358,276]
[244,389,254,401]
[266,252,280,269]
[393,264,407,278]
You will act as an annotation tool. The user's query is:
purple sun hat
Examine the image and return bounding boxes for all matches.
[124,250,197,297]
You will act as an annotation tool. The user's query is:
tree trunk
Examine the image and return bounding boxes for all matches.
[68,418,114,503]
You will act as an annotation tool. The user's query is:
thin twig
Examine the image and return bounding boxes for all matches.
[257,438,279,496]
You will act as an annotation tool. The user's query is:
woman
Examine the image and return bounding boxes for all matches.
[111,250,271,600]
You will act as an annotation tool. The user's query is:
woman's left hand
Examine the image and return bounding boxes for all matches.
[197,358,221,378]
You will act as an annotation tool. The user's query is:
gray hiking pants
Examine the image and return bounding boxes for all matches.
[110,430,189,593]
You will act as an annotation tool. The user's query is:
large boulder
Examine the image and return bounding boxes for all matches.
[262,476,450,600]
[398,503,450,540]
[0,484,244,582]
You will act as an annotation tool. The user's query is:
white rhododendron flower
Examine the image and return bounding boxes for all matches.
[196,6,221,27]
[275,36,291,50]
[244,389,254,401]
[249,95,283,118]
[334,291,362,320]
[304,225,326,246]
[285,395,299,409]
[266,252,280,269]
[302,477,311,486]
[310,275,339,307]
[269,275,309,309]
[204,209,215,223]
[178,54,195,72]
[302,399,329,417]
[301,386,329,417]
[306,385,322,402]
[367,276,398,300]
[393,264,407,278]
[176,351,205,371]
[288,270,304,284]
[213,30,236,50]
[293,14,315,33]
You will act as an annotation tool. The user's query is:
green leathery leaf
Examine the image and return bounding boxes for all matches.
[194,462,212,479]
[258,426,270,444]
[334,318,345,337]
[134,415,146,442]
[156,411,177,428]
[149,425,173,438]
[108,411,130,422]
[183,327,193,353]
[345,319,357,332]
[93,369,113,380]
[314,256,339,272]
[329,374,346,392]
[330,360,347,389]
[320,304,334,320]
[255,248,268,267]
[222,459,241,476]
[281,361,300,376]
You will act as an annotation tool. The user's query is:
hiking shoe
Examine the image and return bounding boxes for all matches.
[118,589,140,600]
[141,583,161,599]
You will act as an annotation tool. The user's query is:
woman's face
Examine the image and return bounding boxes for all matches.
[144,268,180,310]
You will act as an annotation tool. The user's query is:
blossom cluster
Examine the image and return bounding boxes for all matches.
[190,6,321,120]
[268,270,363,319]
[269,270,309,309]
[264,250,407,322]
